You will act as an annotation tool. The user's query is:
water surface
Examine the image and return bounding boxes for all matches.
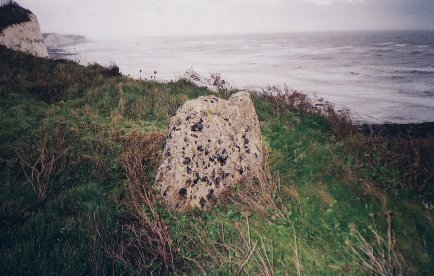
[62,31,434,124]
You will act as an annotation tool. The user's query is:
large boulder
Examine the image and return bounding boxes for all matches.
[155,91,263,211]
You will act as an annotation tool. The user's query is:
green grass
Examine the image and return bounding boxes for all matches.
[0,46,432,274]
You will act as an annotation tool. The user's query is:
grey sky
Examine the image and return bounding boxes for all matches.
[17,0,434,37]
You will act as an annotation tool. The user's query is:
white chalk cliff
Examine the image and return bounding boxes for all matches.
[0,13,48,58]
[43,33,86,48]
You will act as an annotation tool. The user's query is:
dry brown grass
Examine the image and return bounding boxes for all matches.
[184,69,231,92]
[108,131,177,274]
[17,137,70,201]
[187,219,277,275]
[346,212,406,275]
[282,185,300,201]
[360,179,388,208]
[223,147,285,220]
[317,182,333,206]
[260,85,353,139]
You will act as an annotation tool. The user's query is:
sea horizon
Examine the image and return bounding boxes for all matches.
[57,30,434,124]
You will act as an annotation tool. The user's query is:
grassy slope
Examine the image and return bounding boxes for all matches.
[0,46,432,274]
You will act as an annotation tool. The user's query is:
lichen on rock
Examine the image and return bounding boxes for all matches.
[155,91,264,211]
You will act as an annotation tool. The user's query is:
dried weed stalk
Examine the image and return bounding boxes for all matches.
[346,212,406,275]
[185,69,231,92]
[261,85,353,138]
[109,131,176,274]
[224,146,285,220]
[17,137,70,201]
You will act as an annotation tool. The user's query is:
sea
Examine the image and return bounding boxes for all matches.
[60,30,434,124]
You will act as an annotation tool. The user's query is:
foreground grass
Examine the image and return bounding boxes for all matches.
[0,46,433,274]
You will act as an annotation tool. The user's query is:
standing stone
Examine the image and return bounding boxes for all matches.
[155,91,264,211]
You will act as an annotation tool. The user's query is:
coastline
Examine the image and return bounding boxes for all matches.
[44,33,87,59]
[46,47,78,59]
[46,38,434,136]
[48,47,434,136]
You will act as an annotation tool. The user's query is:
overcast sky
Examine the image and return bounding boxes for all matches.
[18,0,434,38]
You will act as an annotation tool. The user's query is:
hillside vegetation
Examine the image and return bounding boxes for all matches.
[0,3,31,32]
[0,46,433,274]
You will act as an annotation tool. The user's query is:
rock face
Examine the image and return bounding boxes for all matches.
[43,33,86,48]
[0,14,48,58]
[155,92,264,211]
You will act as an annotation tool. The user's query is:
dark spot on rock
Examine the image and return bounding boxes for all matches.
[187,166,192,174]
[191,118,204,132]
[200,197,207,208]
[183,157,191,165]
[246,149,251,154]
[179,188,187,200]
[244,137,249,145]
[218,140,223,145]
[197,145,204,152]
[163,187,169,197]
[207,189,216,203]
[205,148,209,155]
[186,179,192,186]
[217,149,228,166]
[164,150,171,157]
[192,133,198,138]
[215,177,221,188]
[239,168,244,175]
[193,173,200,185]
